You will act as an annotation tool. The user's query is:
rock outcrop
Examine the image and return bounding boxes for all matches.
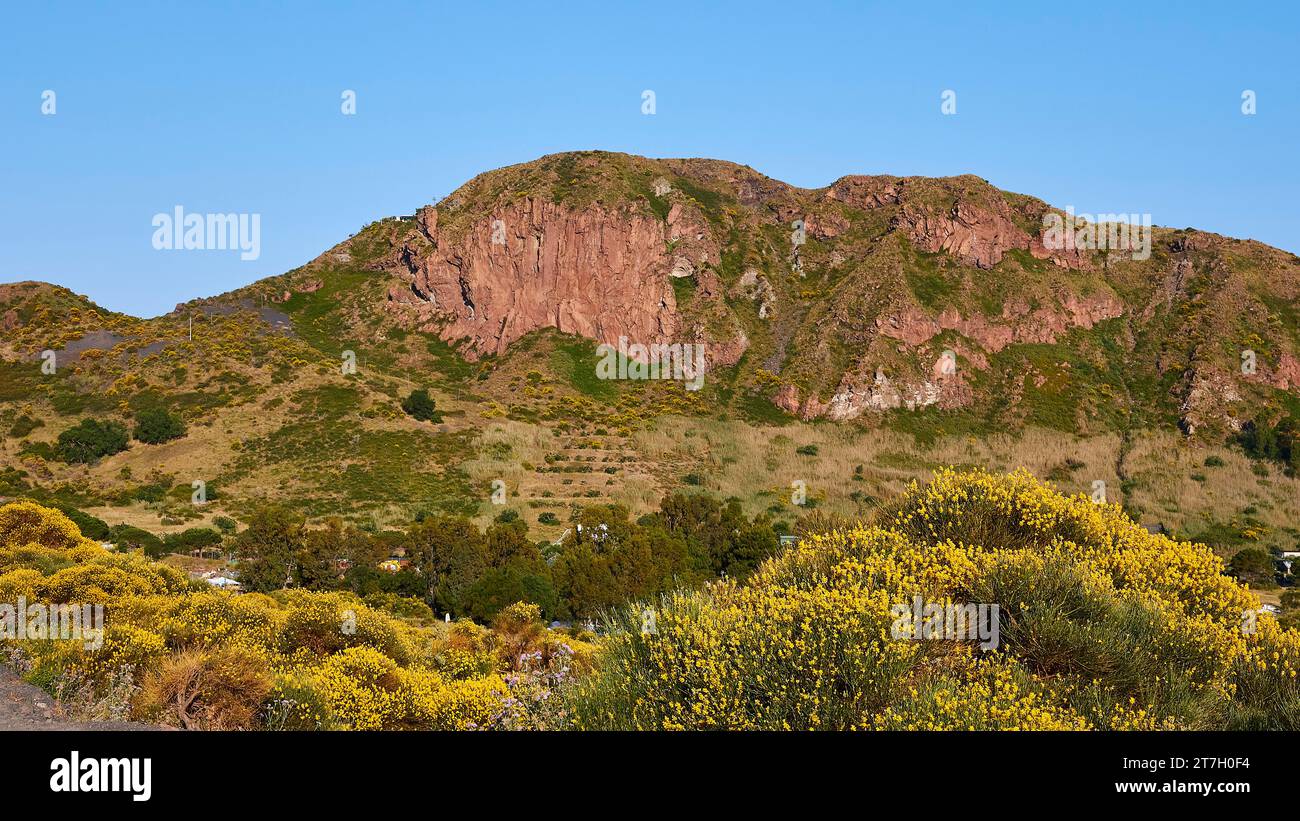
[387,198,688,360]
[877,291,1125,352]
[826,175,1089,269]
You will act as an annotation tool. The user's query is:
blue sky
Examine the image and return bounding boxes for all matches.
[2,0,1297,317]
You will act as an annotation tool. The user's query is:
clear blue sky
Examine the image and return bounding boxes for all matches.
[2,1,1297,317]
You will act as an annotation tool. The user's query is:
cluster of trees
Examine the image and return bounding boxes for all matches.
[51,504,224,558]
[231,494,787,622]
[52,408,187,463]
[1239,413,1299,475]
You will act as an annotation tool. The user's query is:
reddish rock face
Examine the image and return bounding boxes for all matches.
[895,200,1028,269]
[388,198,684,360]
[876,291,1125,352]
[1271,353,1300,391]
[826,175,1089,270]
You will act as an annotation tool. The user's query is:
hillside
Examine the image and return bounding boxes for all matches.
[2,151,1299,559]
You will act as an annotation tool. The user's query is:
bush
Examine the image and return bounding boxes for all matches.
[55,418,129,463]
[401,389,441,423]
[362,592,435,621]
[1,501,517,731]
[538,512,560,525]
[0,501,90,550]
[6,414,43,439]
[569,469,1300,730]
[133,407,186,444]
[136,646,273,729]
[54,506,111,541]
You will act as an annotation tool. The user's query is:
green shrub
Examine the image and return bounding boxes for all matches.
[1229,547,1278,588]
[134,407,186,444]
[163,527,223,554]
[6,414,43,439]
[55,418,129,463]
[401,389,441,422]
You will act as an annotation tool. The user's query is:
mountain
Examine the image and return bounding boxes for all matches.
[3,151,1299,555]
[226,150,1300,435]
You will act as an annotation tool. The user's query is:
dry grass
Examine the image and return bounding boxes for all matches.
[629,416,1300,547]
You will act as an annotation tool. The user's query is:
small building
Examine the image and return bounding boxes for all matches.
[206,575,242,591]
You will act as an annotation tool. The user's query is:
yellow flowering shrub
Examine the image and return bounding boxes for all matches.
[0,568,43,600]
[572,469,1300,730]
[0,500,512,730]
[272,645,507,730]
[0,501,92,551]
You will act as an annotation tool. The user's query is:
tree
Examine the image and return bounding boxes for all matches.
[56,505,111,540]
[109,524,165,557]
[401,389,440,422]
[485,519,541,568]
[133,407,186,444]
[651,493,771,578]
[346,563,426,598]
[1229,547,1278,589]
[406,515,488,615]
[162,527,223,557]
[55,418,129,463]
[466,565,558,622]
[296,518,385,590]
[232,506,305,592]
[551,504,697,618]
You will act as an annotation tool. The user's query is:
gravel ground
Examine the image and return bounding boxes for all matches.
[0,666,161,731]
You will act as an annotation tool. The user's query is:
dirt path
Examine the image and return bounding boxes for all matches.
[0,666,160,731]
